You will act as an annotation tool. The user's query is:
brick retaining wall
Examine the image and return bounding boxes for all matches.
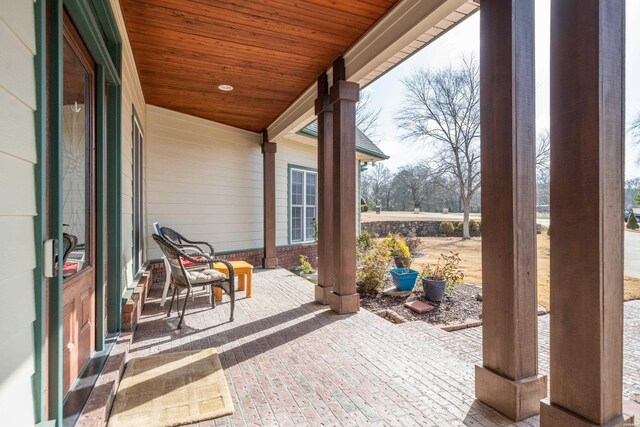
[361,220,481,238]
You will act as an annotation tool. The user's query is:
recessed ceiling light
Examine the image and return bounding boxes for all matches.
[218,84,234,91]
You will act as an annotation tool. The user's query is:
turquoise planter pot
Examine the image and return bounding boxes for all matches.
[390,268,419,291]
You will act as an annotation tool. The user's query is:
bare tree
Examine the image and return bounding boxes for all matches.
[631,112,640,137]
[395,164,430,209]
[536,128,550,173]
[395,55,480,238]
[361,163,392,208]
[356,90,381,139]
[535,129,551,209]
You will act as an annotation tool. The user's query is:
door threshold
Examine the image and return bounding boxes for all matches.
[62,333,118,427]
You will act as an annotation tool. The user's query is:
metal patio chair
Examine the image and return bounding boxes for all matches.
[152,234,235,329]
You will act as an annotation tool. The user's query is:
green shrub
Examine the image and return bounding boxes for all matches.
[357,240,391,293]
[455,222,463,232]
[357,231,373,254]
[360,204,369,212]
[546,226,551,236]
[628,211,639,230]
[439,221,455,235]
[469,219,480,232]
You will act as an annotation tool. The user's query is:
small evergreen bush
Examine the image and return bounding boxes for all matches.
[360,204,369,212]
[628,210,639,230]
[469,219,480,232]
[455,222,463,232]
[439,221,455,235]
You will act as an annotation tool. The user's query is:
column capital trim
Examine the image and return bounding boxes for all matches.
[330,80,360,104]
[315,94,333,115]
[262,141,277,154]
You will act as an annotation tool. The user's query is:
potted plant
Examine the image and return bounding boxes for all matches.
[290,255,315,277]
[390,267,419,291]
[298,255,315,279]
[384,233,412,268]
[420,251,464,302]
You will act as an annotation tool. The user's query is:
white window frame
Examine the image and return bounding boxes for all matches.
[289,167,317,244]
[132,114,144,274]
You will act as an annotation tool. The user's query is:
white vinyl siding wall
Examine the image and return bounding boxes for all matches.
[275,139,316,246]
[0,2,37,425]
[144,106,264,259]
[111,0,146,288]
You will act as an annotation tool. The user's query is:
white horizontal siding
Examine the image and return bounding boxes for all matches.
[145,105,263,258]
[0,88,36,162]
[111,0,146,287]
[0,4,37,425]
[275,138,317,246]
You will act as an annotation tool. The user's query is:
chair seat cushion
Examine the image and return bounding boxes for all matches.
[187,268,227,284]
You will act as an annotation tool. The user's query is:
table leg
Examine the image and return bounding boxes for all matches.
[238,273,246,291]
[246,271,253,298]
[215,288,222,302]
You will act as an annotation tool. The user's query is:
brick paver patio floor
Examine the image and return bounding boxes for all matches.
[129,268,640,426]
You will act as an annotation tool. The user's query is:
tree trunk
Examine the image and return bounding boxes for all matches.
[462,200,471,239]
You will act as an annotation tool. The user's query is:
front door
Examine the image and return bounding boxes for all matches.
[61,12,96,396]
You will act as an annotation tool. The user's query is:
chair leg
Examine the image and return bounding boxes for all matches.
[167,286,177,318]
[229,284,235,322]
[177,287,190,329]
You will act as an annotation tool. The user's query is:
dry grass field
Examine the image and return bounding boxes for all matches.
[410,233,640,309]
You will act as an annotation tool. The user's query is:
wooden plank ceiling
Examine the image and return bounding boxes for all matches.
[120,0,400,132]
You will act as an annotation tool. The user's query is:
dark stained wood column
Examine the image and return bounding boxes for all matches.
[475,0,546,421]
[315,72,334,304]
[262,130,278,269]
[329,57,360,314]
[540,2,631,426]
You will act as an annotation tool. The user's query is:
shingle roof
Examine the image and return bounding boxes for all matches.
[299,121,389,160]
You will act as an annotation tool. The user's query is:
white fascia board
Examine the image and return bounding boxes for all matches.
[267,0,471,142]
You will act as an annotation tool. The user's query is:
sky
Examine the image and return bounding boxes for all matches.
[365,0,640,179]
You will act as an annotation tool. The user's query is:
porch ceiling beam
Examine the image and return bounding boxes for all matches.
[266,0,472,142]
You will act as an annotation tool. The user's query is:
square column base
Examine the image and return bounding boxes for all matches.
[262,257,278,269]
[540,399,634,427]
[329,292,359,314]
[475,365,547,421]
[314,285,333,305]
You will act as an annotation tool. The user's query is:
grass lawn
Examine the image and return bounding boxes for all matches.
[410,234,640,309]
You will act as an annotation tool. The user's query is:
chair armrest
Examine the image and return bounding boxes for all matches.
[178,238,215,255]
[207,258,235,282]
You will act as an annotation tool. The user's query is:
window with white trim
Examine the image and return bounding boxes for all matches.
[290,167,317,243]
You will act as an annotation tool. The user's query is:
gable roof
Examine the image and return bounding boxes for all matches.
[299,121,389,160]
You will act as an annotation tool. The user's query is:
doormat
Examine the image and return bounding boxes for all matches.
[108,349,234,427]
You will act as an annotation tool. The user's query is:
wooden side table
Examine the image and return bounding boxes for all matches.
[212,260,253,301]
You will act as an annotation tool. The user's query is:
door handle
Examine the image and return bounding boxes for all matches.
[44,239,57,278]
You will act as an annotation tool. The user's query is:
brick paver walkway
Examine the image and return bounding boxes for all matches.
[129,269,640,426]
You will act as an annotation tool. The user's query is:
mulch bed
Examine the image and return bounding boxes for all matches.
[359,281,483,326]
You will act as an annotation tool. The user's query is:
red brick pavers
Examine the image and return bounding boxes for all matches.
[127,269,640,426]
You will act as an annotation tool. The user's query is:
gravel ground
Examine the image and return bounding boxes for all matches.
[359,281,483,326]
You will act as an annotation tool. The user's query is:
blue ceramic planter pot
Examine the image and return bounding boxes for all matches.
[422,278,446,302]
[390,268,419,291]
